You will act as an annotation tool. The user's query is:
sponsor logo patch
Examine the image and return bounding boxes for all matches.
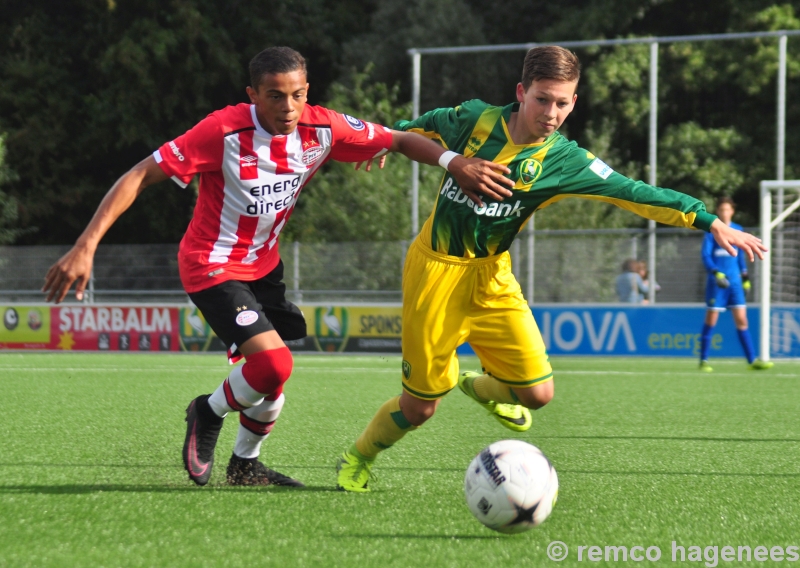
[589,158,614,180]
[439,177,526,218]
[343,114,365,131]
[236,310,259,326]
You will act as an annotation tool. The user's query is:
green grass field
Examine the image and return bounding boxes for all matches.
[0,353,798,567]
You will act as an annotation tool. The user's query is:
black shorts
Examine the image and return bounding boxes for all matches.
[188,260,306,357]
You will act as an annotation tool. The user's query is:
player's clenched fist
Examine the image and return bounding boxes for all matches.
[448,156,514,207]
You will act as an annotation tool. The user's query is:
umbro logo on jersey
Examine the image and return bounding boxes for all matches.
[240,155,258,167]
[169,141,185,162]
[439,176,526,218]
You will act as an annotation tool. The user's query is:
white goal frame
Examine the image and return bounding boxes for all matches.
[759,180,800,361]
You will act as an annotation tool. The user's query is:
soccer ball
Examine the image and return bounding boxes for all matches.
[464,440,558,533]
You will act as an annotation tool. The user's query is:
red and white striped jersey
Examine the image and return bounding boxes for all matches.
[154,103,393,293]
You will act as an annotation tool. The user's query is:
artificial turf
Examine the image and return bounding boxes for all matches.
[0,353,797,567]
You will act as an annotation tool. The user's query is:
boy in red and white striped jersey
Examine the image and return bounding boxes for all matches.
[42,46,513,487]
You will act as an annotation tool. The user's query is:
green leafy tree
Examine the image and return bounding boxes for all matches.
[340,0,509,109]
[0,133,22,244]
[283,66,440,243]
[0,0,379,244]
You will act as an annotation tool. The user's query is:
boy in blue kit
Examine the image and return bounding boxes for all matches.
[699,196,773,371]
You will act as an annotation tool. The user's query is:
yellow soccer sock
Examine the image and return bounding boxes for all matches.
[472,374,519,405]
[354,396,418,459]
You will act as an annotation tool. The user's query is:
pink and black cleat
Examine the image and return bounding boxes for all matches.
[182,394,224,486]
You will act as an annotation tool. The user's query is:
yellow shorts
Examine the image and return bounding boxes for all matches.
[401,239,552,400]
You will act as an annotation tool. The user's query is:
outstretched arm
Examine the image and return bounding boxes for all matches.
[553,149,767,260]
[42,155,167,303]
[389,130,513,205]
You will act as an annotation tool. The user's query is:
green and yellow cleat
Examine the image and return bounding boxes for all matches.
[699,360,713,373]
[336,449,375,493]
[458,371,532,433]
[750,359,774,370]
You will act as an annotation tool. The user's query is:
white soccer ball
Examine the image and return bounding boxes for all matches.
[464,440,558,533]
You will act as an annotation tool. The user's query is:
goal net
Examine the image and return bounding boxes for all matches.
[759,180,800,360]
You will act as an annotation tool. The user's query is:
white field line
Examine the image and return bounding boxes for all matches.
[0,366,399,373]
[0,367,797,378]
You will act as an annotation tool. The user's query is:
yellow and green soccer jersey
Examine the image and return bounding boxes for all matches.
[395,99,718,259]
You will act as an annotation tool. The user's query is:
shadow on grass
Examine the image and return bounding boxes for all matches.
[0,484,340,495]
[559,470,800,477]
[0,463,464,472]
[332,533,501,540]
[269,465,463,472]
[0,463,180,468]
[536,435,800,443]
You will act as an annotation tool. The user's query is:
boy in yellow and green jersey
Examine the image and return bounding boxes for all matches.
[335,46,767,492]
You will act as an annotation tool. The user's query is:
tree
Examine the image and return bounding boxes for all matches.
[0,0,379,244]
[282,65,441,243]
[3,0,798,244]
[0,133,22,244]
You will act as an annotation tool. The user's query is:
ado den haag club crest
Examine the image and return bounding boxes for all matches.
[518,158,543,186]
[314,306,349,352]
[179,307,214,352]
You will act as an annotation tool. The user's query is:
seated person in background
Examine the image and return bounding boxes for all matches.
[615,258,648,303]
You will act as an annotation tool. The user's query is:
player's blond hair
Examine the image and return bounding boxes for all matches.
[521,46,581,89]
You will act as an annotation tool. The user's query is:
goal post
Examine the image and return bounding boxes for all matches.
[759,180,800,361]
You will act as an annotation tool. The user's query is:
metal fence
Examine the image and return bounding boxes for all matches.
[2,227,781,305]
[408,31,798,305]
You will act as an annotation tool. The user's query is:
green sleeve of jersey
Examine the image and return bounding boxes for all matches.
[552,147,718,231]
[394,100,485,152]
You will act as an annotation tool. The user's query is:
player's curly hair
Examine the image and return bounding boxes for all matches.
[249,46,307,90]
[521,46,581,90]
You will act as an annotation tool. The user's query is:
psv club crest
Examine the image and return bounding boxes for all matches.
[301,140,324,166]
